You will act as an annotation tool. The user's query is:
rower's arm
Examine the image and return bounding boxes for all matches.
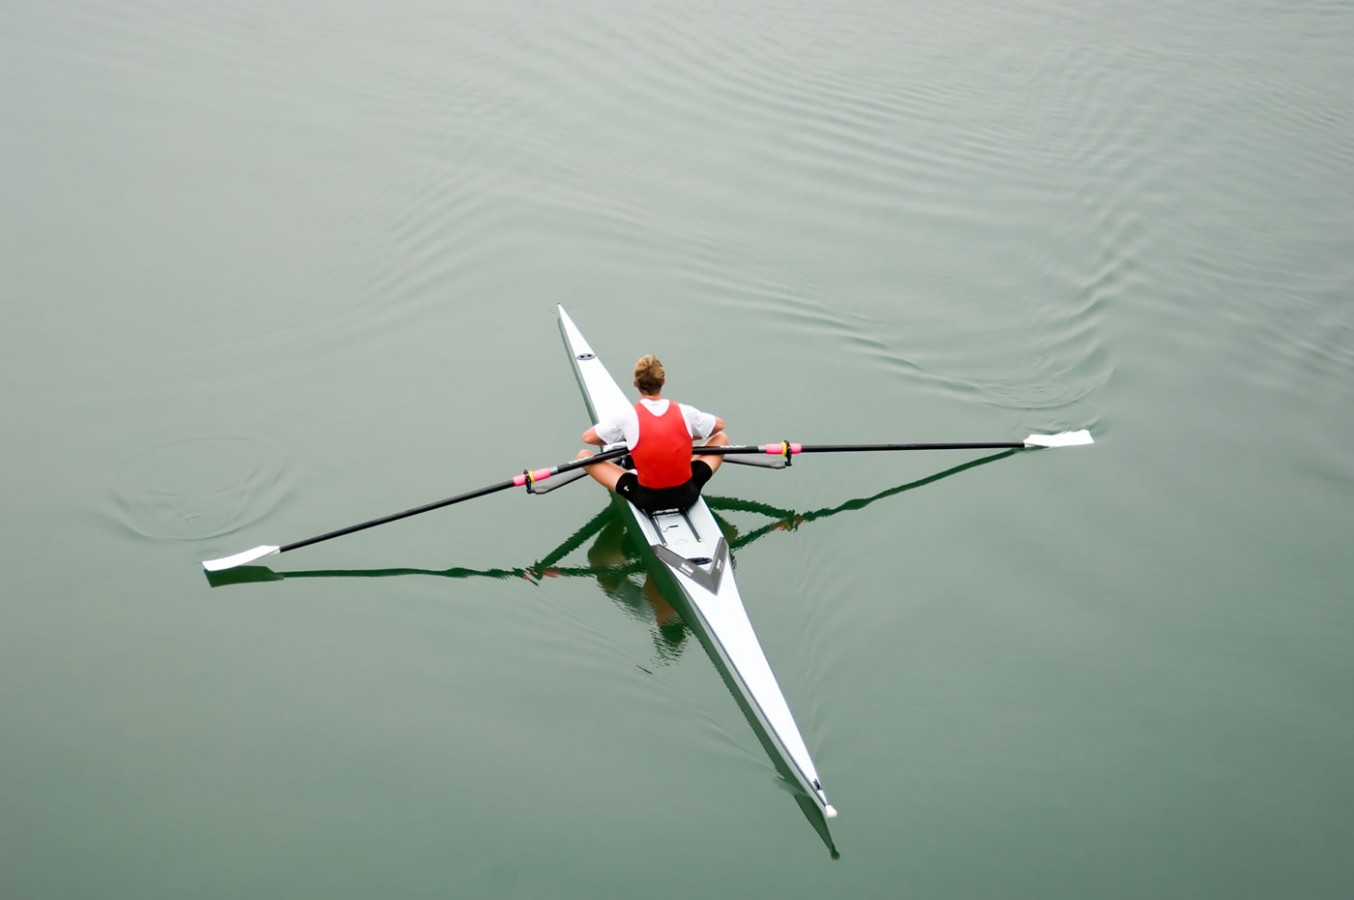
[582,426,604,446]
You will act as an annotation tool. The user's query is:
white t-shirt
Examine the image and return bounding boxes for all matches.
[594,398,717,449]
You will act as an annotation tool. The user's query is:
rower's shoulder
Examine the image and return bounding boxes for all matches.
[677,399,713,416]
[603,403,641,424]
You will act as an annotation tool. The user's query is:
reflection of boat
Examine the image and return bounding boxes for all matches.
[558,306,839,824]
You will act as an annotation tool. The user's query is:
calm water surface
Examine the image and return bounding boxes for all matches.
[3,1,1352,897]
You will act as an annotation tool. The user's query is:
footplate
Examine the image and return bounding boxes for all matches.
[652,537,728,593]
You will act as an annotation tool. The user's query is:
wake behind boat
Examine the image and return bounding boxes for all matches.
[558,305,838,820]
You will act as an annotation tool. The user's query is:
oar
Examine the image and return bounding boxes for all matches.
[698,429,1093,462]
[200,447,630,572]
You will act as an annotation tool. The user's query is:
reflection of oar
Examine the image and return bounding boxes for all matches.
[716,450,1017,550]
[206,506,635,588]
[201,447,630,572]
[206,561,640,588]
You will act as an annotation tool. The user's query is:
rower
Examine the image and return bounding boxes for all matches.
[575,354,728,514]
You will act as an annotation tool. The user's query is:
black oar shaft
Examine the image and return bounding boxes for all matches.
[801,442,1022,452]
[281,479,518,553]
[279,446,629,555]
[695,441,1023,456]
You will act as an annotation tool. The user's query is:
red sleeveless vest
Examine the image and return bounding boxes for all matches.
[631,401,692,489]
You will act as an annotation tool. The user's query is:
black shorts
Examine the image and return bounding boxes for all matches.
[615,460,714,514]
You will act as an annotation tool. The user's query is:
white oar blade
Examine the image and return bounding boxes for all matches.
[202,545,280,572]
[1023,429,1094,449]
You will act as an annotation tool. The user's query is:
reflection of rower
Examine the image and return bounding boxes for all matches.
[576,508,690,661]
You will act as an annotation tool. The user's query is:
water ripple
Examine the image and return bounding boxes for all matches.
[111,435,288,542]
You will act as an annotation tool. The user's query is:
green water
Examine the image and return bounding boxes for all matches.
[4,1,1352,897]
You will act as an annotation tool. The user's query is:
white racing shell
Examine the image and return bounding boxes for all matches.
[558,306,835,819]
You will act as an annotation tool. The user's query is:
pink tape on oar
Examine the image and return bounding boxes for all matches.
[762,443,802,455]
[513,467,555,487]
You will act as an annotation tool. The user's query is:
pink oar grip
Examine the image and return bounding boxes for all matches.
[512,467,554,487]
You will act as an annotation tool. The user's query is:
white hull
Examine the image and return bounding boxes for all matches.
[558,306,834,819]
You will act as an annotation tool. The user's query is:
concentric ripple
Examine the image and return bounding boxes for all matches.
[111,436,287,542]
